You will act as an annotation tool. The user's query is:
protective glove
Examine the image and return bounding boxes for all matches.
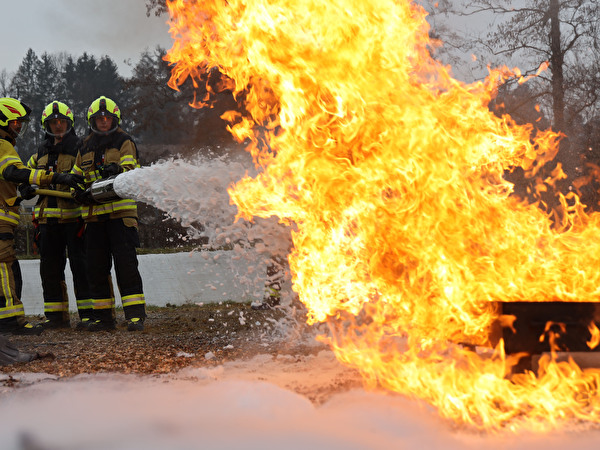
[52,172,85,189]
[72,188,96,205]
[18,184,37,200]
[100,163,121,179]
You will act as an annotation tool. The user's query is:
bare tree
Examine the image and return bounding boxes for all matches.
[441,0,600,134]
[0,69,11,97]
[145,0,168,17]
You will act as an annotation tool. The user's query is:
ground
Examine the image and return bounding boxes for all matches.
[0,302,326,378]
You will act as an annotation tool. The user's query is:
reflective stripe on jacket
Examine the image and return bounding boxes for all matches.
[73,128,140,222]
[0,131,54,228]
[28,131,82,224]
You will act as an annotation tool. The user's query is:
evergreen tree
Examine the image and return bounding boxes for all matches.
[126,46,200,145]
[61,56,86,135]
[10,49,40,157]
[71,52,100,119]
[31,53,63,149]
[65,53,125,136]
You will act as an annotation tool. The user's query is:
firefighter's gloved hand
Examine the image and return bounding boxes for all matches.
[72,188,96,205]
[52,173,85,189]
[100,163,121,179]
[18,184,37,200]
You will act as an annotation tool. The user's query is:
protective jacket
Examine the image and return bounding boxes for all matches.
[0,130,55,228]
[72,128,140,222]
[27,129,82,224]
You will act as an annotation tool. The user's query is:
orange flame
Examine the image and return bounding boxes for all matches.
[588,322,600,350]
[165,0,600,431]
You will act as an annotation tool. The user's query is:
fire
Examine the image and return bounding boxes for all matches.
[164,0,600,431]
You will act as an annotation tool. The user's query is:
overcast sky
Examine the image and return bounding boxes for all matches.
[4,0,173,77]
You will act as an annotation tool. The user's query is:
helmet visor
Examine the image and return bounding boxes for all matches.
[90,112,118,135]
[44,117,72,137]
[8,118,29,138]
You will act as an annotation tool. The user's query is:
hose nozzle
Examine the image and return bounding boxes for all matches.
[87,175,123,203]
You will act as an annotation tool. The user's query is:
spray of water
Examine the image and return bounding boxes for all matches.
[112,149,310,338]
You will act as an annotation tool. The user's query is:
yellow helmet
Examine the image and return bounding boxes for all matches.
[41,101,74,137]
[0,97,31,138]
[87,96,120,135]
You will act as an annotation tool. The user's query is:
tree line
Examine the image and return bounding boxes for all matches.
[1,46,238,161]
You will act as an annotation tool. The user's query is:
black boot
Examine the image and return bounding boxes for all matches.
[0,318,44,336]
[75,317,92,330]
[39,318,70,330]
[86,319,116,332]
[126,317,145,331]
[86,310,116,332]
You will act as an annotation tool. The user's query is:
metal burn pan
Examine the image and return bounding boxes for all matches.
[501,301,600,354]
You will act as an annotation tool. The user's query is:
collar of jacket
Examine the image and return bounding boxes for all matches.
[0,128,15,145]
[44,130,78,154]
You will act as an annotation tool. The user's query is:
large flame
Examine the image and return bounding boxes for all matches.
[165,0,600,431]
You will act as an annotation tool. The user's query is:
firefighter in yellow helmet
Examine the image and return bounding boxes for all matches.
[22,101,92,330]
[71,96,146,331]
[0,97,83,335]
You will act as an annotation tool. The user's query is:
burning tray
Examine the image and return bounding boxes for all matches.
[501,301,600,355]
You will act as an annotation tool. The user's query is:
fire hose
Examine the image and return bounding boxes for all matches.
[7,175,124,206]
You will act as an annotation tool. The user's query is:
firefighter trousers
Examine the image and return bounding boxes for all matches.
[38,221,92,322]
[0,228,25,329]
[84,217,146,321]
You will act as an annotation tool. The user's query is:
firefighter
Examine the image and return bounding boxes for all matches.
[22,101,92,330]
[0,97,83,335]
[71,96,146,332]
[251,255,285,310]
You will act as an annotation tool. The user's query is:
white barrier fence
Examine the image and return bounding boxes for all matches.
[19,251,261,315]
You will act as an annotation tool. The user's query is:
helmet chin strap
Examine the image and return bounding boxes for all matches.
[45,125,72,138]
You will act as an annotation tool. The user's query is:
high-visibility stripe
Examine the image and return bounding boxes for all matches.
[72,165,85,176]
[0,156,21,173]
[81,200,137,219]
[76,298,94,310]
[33,206,81,220]
[26,154,37,168]
[120,155,136,165]
[0,261,22,319]
[93,298,115,309]
[28,169,48,185]
[44,301,68,313]
[85,170,101,183]
[0,262,13,305]
[122,294,145,308]
[0,210,20,225]
[0,303,24,319]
